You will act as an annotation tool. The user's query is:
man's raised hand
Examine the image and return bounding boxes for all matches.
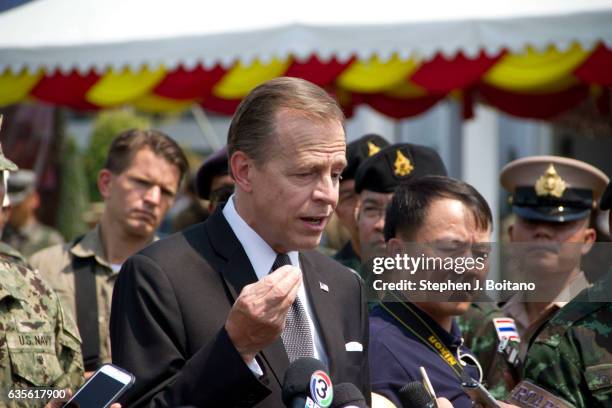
[225,265,302,363]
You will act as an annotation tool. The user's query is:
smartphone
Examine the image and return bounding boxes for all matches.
[63,364,134,408]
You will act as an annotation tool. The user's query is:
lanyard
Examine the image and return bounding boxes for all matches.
[378,293,466,380]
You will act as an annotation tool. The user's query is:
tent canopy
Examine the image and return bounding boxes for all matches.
[1,0,612,119]
[2,0,612,71]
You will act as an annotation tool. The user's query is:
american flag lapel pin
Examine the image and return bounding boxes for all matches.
[319,282,329,292]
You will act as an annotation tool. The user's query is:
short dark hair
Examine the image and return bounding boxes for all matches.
[227,77,345,168]
[384,175,492,241]
[104,129,189,183]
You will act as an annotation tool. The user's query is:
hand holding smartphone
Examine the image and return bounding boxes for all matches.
[62,364,134,408]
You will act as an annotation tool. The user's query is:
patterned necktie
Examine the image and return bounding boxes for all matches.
[271,253,315,362]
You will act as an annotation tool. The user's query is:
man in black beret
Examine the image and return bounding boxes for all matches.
[195,146,234,213]
[334,134,389,270]
[354,143,447,274]
[173,146,235,232]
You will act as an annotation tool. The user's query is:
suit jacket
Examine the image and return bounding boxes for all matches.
[110,208,370,407]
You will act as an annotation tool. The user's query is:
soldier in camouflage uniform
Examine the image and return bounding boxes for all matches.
[500,156,608,360]
[2,170,64,259]
[521,181,612,408]
[333,134,390,271]
[457,302,519,400]
[0,136,83,406]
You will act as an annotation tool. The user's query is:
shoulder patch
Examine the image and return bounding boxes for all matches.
[492,318,521,343]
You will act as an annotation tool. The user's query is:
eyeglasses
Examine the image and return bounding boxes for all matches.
[361,206,386,220]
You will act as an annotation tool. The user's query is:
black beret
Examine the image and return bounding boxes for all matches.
[601,181,612,211]
[341,134,390,181]
[354,143,447,194]
[195,146,229,200]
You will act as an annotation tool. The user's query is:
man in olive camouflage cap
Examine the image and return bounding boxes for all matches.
[2,169,64,258]
[0,118,83,404]
[516,180,612,408]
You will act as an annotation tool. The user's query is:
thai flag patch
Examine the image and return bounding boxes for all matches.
[493,318,521,343]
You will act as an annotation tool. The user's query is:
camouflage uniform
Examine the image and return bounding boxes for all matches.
[523,272,612,408]
[333,241,361,273]
[2,221,64,259]
[457,302,518,400]
[30,225,156,367]
[0,241,83,406]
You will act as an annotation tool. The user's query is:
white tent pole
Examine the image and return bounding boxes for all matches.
[190,105,222,151]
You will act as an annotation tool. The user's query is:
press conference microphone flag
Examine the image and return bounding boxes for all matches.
[331,383,367,408]
[399,382,436,408]
[282,357,332,408]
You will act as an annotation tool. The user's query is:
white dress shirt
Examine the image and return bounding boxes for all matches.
[222,195,329,374]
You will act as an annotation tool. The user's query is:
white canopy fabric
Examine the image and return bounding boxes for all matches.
[1,0,612,73]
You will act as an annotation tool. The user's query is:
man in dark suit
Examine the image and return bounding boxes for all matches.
[110,77,370,407]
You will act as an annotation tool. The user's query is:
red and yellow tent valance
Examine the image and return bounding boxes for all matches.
[2,43,611,120]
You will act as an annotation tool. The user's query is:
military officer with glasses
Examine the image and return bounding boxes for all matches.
[369,176,518,408]
[353,143,447,281]
[333,134,389,271]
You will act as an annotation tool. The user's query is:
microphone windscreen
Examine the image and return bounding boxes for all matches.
[399,382,435,408]
[282,357,328,405]
[331,383,367,408]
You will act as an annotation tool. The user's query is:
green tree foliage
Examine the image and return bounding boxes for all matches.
[56,135,90,241]
[84,109,150,201]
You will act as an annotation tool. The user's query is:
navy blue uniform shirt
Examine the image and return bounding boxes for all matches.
[369,302,480,408]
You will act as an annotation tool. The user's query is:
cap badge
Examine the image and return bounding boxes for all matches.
[367,141,381,157]
[394,150,414,177]
[535,164,566,198]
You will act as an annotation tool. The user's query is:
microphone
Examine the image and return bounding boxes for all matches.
[399,382,436,408]
[282,357,334,408]
[331,383,367,408]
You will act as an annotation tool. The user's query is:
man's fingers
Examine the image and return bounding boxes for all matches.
[258,266,302,311]
[280,274,301,309]
[266,266,301,296]
[435,397,455,408]
[244,265,301,301]
[265,265,301,286]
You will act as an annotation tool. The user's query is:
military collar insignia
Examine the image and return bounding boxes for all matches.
[367,141,382,157]
[535,164,567,198]
[394,150,414,177]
